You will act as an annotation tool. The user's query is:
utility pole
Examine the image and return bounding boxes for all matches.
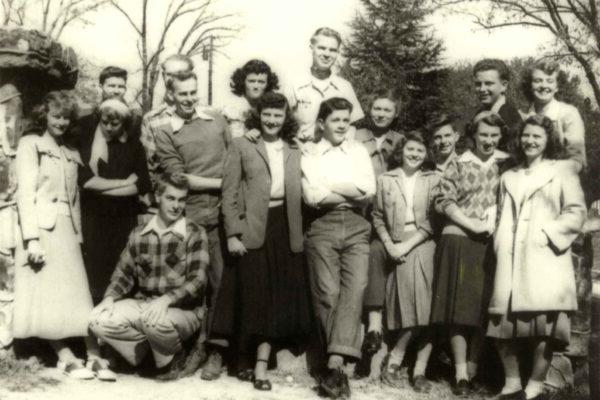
[202,35,214,105]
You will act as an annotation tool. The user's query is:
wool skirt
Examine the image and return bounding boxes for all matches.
[385,232,436,331]
[430,234,493,328]
[238,206,312,340]
[14,214,93,339]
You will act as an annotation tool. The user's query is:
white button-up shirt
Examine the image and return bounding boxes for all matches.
[301,138,375,209]
[287,73,364,141]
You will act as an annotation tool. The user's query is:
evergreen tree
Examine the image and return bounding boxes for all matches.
[342,0,444,130]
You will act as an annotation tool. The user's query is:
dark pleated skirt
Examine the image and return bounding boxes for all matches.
[229,206,312,341]
[430,234,493,328]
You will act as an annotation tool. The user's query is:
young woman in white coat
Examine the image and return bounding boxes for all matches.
[487,115,586,400]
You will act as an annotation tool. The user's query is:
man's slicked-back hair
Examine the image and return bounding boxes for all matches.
[310,27,342,46]
[99,66,128,85]
[155,173,189,196]
[473,58,511,82]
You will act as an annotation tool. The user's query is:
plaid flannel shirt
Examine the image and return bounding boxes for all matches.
[104,216,209,308]
[140,103,170,188]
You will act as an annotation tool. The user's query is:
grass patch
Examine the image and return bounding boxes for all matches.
[0,352,60,392]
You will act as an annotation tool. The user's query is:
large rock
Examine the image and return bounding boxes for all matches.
[0,28,77,88]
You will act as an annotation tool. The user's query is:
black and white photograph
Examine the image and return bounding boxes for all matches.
[0,0,598,399]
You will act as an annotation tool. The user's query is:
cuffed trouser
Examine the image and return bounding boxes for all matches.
[89,299,202,368]
[204,225,228,348]
[305,209,370,359]
[363,237,388,309]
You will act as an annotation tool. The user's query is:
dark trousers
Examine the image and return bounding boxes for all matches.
[305,209,370,359]
[363,237,388,309]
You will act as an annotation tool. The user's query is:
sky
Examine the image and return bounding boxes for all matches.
[55,0,556,107]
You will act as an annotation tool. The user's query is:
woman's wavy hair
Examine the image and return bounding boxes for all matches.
[521,60,568,103]
[99,97,132,132]
[245,92,298,144]
[388,130,434,170]
[515,115,567,163]
[25,91,77,145]
[466,112,508,139]
[230,59,279,97]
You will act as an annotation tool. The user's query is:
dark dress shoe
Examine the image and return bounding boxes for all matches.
[453,379,472,397]
[361,331,382,355]
[497,390,526,400]
[412,375,432,393]
[319,368,347,398]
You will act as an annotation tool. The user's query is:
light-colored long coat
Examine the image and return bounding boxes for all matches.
[489,160,586,314]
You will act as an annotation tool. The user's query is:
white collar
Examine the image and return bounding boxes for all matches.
[489,95,506,114]
[527,98,560,120]
[458,149,509,167]
[314,137,351,155]
[141,215,187,240]
[168,105,214,133]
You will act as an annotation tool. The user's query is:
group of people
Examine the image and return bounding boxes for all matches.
[0,25,589,400]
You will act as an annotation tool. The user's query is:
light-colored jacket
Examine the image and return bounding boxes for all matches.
[489,160,586,314]
[221,137,303,252]
[16,132,82,242]
[372,169,439,245]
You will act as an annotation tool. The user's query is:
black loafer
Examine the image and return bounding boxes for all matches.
[453,379,471,397]
[361,331,382,355]
[319,368,346,398]
[498,391,526,400]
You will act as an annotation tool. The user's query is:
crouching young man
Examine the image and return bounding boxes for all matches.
[89,173,209,380]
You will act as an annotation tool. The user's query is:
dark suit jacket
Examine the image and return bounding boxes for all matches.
[221,137,303,252]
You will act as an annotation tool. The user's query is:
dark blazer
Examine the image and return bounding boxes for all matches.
[222,136,303,252]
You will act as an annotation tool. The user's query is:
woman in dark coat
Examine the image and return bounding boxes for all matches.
[76,98,151,303]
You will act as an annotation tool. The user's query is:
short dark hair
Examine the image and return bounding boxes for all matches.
[166,71,197,92]
[473,58,511,82]
[245,92,298,144]
[99,66,128,85]
[425,112,459,137]
[389,130,431,169]
[520,60,567,103]
[26,91,77,143]
[310,27,342,46]
[317,97,353,121]
[515,115,567,163]
[155,173,189,196]
[467,112,508,139]
[230,59,279,97]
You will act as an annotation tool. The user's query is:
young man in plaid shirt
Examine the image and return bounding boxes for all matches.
[89,173,209,379]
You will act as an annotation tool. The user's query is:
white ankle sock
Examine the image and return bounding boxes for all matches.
[524,380,544,399]
[501,377,522,394]
[455,362,468,382]
[388,349,405,366]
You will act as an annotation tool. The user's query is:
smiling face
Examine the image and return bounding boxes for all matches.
[474,69,507,107]
[402,139,427,171]
[157,183,188,226]
[311,35,340,72]
[170,77,198,119]
[531,69,558,105]
[520,123,548,163]
[46,106,71,138]
[260,107,286,139]
[431,124,459,158]
[245,73,268,100]
[101,76,126,101]
[473,121,501,159]
[319,109,351,146]
[370,98,397,130]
